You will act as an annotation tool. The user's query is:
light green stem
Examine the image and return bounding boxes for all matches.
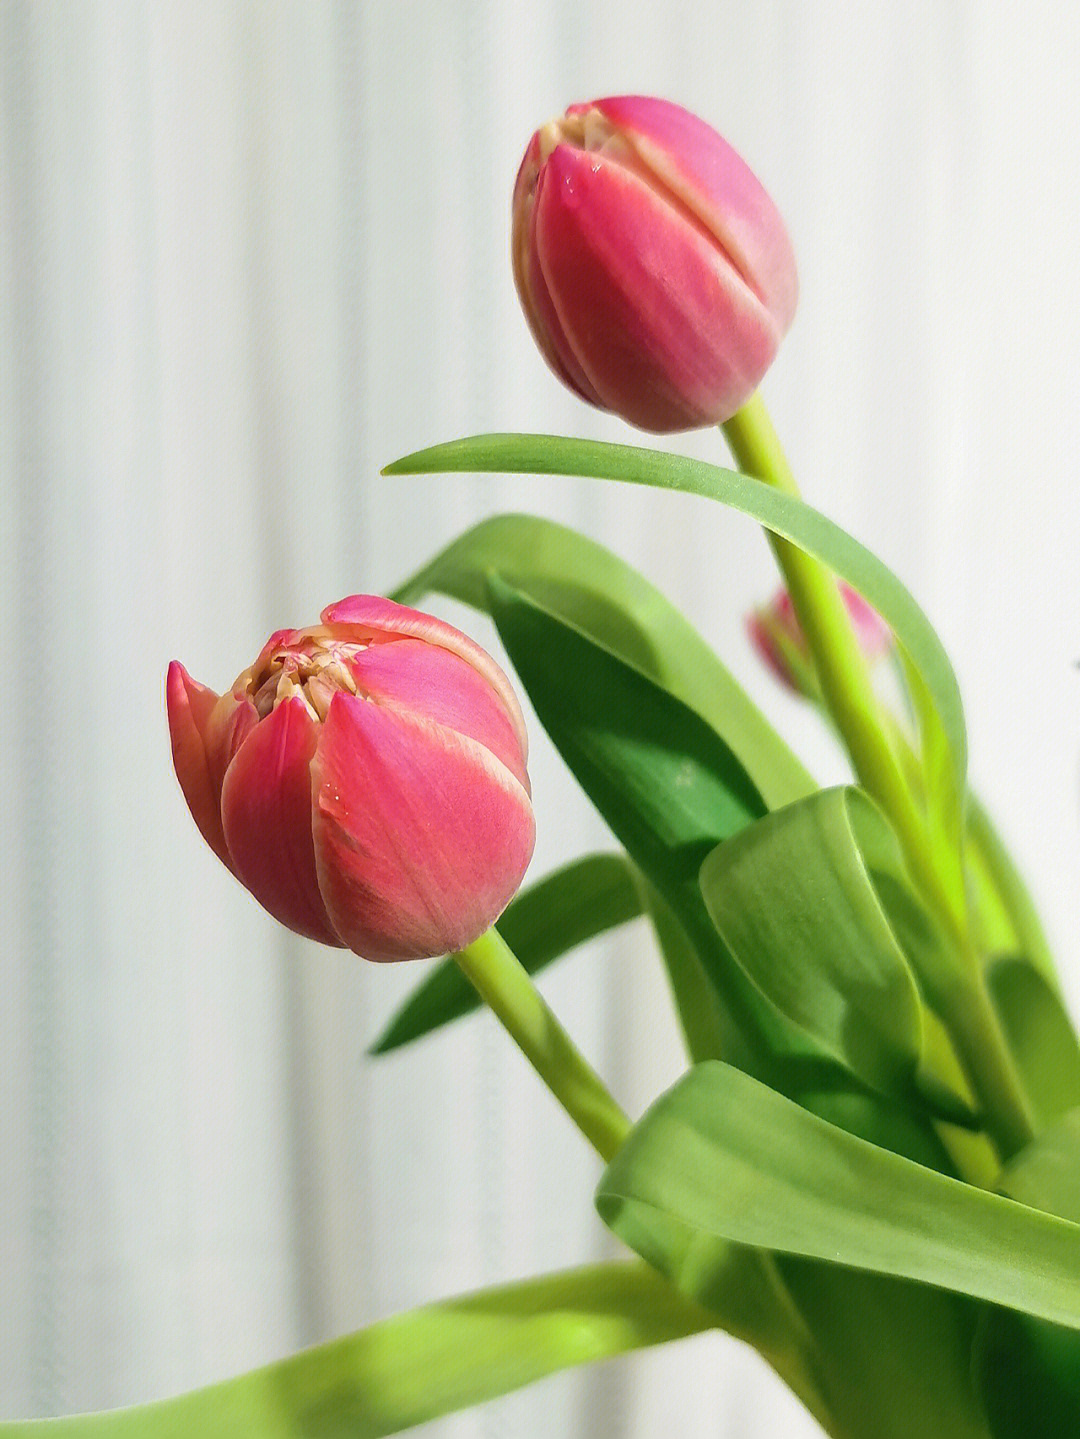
[722,393,1035,1160]
[454,932,839,1430]
[454,927,632,1162]
[724,397,953,921]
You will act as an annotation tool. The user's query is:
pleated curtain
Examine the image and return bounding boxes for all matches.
[3,4,1079,1434]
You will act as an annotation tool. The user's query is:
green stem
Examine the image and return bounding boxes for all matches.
[722,393,1036,1161]
[455,932,839,1431]
[453,927,632,1162]
[723,398,961,934]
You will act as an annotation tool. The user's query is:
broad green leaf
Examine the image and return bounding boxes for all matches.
[391,511,815,811]
[370,854,643,1054]
[637,880,727,1064]
[484,575,971,1154]
[973,1110,1080,1437]
[385,436,967,839]
[776,1263,988,1439]
[0,1263,712,1438]
[699,787,924,1102]
[483,572,836,1084]
[485,574,765,886]
[986,956,1080,1132]
[974,1309,1080,1439]
[999,1109,1080,1219]
[596,1062,1080,1328]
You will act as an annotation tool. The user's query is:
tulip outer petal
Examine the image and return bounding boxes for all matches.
[311,692,535,962]
[166,661,234,871]
[219,697,344,947]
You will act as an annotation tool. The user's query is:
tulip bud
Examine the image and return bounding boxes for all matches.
[167,596,535,961]
[748,584,892,697]
[512,94,797,433]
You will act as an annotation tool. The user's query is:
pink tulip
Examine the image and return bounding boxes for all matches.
[512,95,797,433]
[748,584,893,696]
[167,596,535,961]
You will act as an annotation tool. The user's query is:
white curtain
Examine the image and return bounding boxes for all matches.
[2,3,1078,1435]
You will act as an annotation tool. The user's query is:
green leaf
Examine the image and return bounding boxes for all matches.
[596,1061,1080,1328]
[999,1109,1080,1220]
[986,956,1080,1132]
[0,1263,712,1438]
[973,1110,1080,1437]
[390,511,815,811]
[966,793,1059,990]
[385,435,966,838]
[370,854,643,1054]
[637,880,727,1064]
[483,571,834,1083]
[699,788,924,1102]
[974,1308,1080,1439]
[775,1264,989,1439]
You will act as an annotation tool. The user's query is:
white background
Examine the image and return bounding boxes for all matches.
[2,3,1079,1435]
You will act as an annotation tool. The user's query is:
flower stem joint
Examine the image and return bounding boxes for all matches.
[167,596,535,961]
[512,95,798,433]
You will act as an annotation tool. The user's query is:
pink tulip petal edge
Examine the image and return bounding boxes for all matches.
[167,596,536,960]
[512,94,797,433]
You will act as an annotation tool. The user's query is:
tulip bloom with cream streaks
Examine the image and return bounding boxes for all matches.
[167,596,535,961]
[512,95,797,432]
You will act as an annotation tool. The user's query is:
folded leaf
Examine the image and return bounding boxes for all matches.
[484,571,834,1084]
[637,880,727,1064]
[391,511,815,811]
[973,1110,1080,1437]
[385,436,966,846]
[370,853,643,1054]
[596,1062,1080,1328]
[699,788,924,1102]
[966,793,1058,989]
[986,957,1080,1132]
[0,1263,712,1438]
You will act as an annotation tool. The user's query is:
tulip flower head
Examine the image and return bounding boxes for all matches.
[167,596,535,961]
[748,584,893,698]
[512,95,797,433]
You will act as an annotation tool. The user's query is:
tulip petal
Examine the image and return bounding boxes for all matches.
[220,698,343,947]
[593,95,798,334]
[533,145,777,432]
[311,693,535,962]
[344,637,530,791]
[320,595,529,765]
[166,661,234,869]
[512,142,606,408]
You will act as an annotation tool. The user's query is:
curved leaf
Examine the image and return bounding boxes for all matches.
[385,435,966,837]
[390,512,815,811]
[986,957,1080,1132]
[596,1062,1080,1329]
[483,571,835,1083]
[967,794,1058,989]
[637,880,727,1064]
[699,788,924,1102]
[973,1110,1080,1437]
[0,1264,711,1438]
[370,853,643,1054]
[974,1307,1080,1439]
